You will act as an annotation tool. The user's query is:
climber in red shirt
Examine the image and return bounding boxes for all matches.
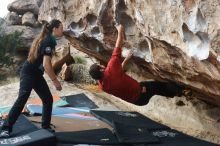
[89,24,189,105]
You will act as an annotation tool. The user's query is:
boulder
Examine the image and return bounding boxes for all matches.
[0,18,6,35]
[22,12,37,27]
[5,12,21,25]
[7,0,41,15]
[38,0,65,23]
[38,0,220,106]
[4,25,40,51]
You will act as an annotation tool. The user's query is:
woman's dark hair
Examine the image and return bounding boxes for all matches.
[28,19,61,63]
[46,19,62,33]
[89,63,103,80]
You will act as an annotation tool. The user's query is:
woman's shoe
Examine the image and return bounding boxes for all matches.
[43,127,55,133]
[0,129,10,138]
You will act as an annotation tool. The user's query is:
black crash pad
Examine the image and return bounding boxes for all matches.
[90,110,169,130]
[113,121,159,144]
[55,128,120,145]
[8,115,38,137]
[0,115,56,146]
[135,129,219,146]
[61,93,98,109]
[56,143,126,146]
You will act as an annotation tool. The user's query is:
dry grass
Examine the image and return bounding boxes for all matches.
[76,84,102,93]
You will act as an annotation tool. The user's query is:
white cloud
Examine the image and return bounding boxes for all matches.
[0,0,15,18]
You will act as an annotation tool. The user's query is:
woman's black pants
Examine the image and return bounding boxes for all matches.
[2,61,53,131]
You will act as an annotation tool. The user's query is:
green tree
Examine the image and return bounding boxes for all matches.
[0,29,23,65]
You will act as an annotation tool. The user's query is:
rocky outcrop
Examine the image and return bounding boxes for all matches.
[5,12,21,25]
[38,0,220,106]
[0,18,6,35]
[2,0,219,105]
[7,0,42,15]
[1,0,44,51]
[38,0,65,23]
[22,12,37,27]
[4,25,40,51]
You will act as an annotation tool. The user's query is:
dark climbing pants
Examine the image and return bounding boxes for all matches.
[135,81,183,106]
[2,61,53,131]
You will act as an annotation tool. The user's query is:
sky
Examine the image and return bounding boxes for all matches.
[0,0,15,18]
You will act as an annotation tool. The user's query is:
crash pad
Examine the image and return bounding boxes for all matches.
[61,93,98,109]
[55,128,119,145]
[90,110,169,130]
[0,115,56,146]
[113,121,159,144]
[145,129,219,146]
[28,115,111,132]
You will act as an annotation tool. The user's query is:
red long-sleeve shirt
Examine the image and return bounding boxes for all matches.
[98,47,142,103]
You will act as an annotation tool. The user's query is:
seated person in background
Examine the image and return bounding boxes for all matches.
[89,24,190,106]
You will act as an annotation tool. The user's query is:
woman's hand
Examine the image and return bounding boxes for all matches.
[53,78,62,91]
[43,56,62,91]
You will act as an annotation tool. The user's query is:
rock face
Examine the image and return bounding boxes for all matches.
[0,0,44,52]
[3,0,220,104]
[22,12,37,27]
[37,0,220,106]
[4,26,40,50]
[0,18,6,35]
[5,12,21,25]
[7,0,42,15]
